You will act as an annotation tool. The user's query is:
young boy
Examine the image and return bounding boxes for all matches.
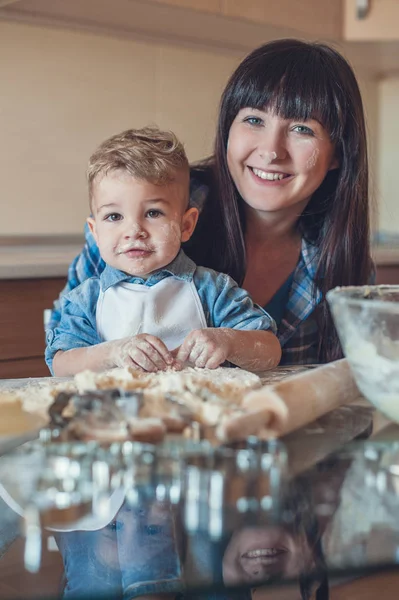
[46,127,281,376]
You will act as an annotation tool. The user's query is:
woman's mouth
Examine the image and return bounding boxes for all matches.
[242,548,286,558]
[241,547,288,567]
[249,167,292,182]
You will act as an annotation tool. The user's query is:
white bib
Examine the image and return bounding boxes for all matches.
[96,277,207,350]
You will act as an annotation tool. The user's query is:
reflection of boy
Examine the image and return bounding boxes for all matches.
[56,500,184,599]
[45,127,280,376]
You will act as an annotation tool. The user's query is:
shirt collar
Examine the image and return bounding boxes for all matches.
[99,249,196,292]
[277,237,321,346]
[301,236,319,279]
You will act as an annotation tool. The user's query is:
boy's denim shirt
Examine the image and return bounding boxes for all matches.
[45,249,276,374]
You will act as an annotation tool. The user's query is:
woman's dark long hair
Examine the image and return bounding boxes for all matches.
[186,39,373,363]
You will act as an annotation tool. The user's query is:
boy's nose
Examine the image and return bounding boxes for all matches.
[124,222,148,239]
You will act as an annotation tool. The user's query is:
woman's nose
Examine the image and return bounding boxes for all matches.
[257,129,287,163]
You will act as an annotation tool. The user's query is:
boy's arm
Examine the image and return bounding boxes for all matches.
[219,328,281,371]
[52,334,177,377]
[52,343,115,377]
[176,270,281,371]
[176,328,280,372]
[45,279,103,375]
[48,223,106,331]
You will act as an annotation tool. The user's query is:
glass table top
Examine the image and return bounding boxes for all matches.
[2,427,399,600]
[0,368,396,599]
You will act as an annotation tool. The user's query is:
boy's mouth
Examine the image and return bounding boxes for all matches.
[124,248,153,258]
[117,244,153,256]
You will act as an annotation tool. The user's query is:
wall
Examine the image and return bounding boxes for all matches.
[0,20,239,235]
[357,71,380,230]
[0,20,380,236]
[378,77,399,235]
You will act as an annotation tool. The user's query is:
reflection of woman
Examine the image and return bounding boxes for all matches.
[50,38,373,366]
[223,525,312,586]
[222,525,326,600]
[220,475,330,600]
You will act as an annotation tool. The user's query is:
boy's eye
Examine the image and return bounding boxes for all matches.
[292,124,314,136]
[105,213,122,222]
[143,524,163,536]
[146,209,163,218]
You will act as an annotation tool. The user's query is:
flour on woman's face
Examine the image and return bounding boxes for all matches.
[87,170,198,277]
[226,107,337,218]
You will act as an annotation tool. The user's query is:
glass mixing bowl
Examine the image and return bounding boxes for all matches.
[327,285,399,423]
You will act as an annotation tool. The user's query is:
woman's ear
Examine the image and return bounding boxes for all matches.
[87,217,98,244]
[181,207,199,243]
[329,154,340,171]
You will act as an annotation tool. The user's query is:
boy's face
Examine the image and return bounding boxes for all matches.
[87,170,198,277]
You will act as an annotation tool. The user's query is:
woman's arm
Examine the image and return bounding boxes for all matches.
[48,223,105,331]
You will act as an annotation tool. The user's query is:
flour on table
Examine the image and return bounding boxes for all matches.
[2,367,261,432]
[74,366,261,428]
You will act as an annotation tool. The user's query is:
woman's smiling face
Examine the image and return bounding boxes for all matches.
[226,108,337,217]
[222,525,308,587]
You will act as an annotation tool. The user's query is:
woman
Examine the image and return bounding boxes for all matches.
[183,473,330,600]
[49,39,373,365]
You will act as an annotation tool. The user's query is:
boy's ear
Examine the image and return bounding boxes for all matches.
[87,217,98,243]
[181,207,199,243]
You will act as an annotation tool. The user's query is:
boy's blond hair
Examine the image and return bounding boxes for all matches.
[87,126,189,203]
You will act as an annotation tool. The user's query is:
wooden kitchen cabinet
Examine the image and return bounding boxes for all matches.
[376,265,399,284]
[0,277,65,379]
[223,0,342,39]
[150,0,223,13]
[151,0,341,38]
[344,0,399,41]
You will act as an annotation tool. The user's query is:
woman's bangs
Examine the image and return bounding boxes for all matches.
[233,56,343,140]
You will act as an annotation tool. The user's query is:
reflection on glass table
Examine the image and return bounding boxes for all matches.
[1,439,399,599]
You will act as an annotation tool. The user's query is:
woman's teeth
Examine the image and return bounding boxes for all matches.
[251,168,286,181]
[244,548,283,558]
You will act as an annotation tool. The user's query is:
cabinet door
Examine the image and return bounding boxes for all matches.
[0,278,65,378]
[376,265,399,284]
[149,0,222,12]
[224,0,342,38]
[345,0,399,41]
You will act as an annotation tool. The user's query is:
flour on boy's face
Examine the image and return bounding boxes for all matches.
[87,170,198,277]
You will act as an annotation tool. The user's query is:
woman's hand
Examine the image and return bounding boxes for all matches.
[176,329,232,369]
[111,334,180,372]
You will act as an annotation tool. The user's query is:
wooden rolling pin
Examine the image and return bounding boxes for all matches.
[218,359,361,442]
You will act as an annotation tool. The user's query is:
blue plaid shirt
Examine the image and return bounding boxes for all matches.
[49,179,323,366]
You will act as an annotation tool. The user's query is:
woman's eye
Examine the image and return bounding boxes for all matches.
[146,209,163,218]
[292,125,314,136]
[105,213,122,222]
[244,116,263,127]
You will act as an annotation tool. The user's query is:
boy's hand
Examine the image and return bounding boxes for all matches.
[111,334,180,372]
[176,329,232,369]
